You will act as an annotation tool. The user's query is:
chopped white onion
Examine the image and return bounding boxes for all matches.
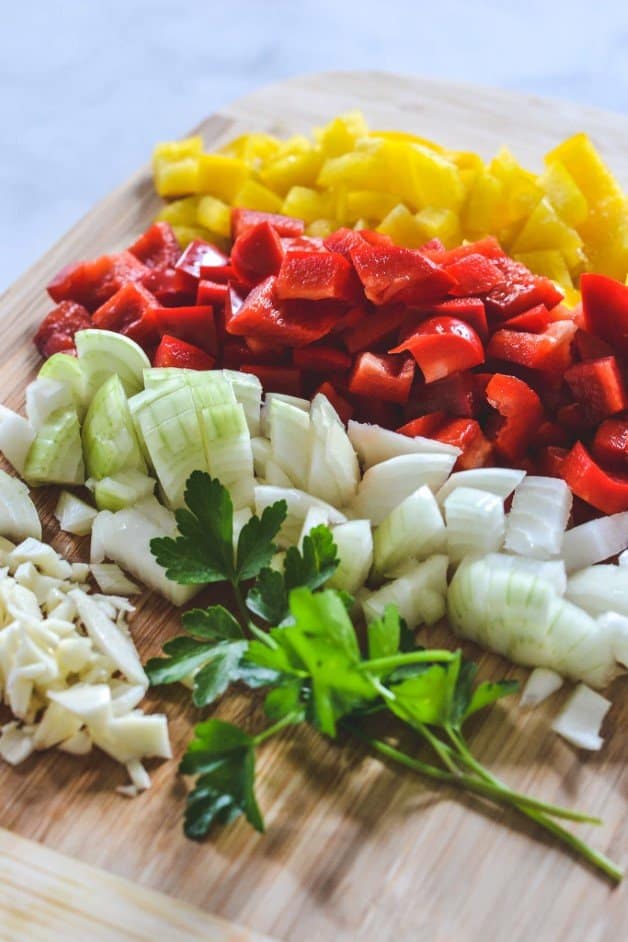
[504,476,572,559]
[90,564,140,597]
[444,487,505,563]
[0,404,35,475]
[255,485,346,547]
[54,490,97,537]
[265,459,294,488]
[0,469,42,541]
[348,420,459,469]
[566,565,628,618]
[298,506,331,550]
[520,668,564,708]
[307,395,360,508]
[435,467,525,507]
[267,398,311,489]
[562,512,628,573]
[362,555,448,629]
[328,520,373,595]
[596,612,628,667]
[251,436,272,479]
[551,684,611,750]
[619,550,628,567]
[352,453,456,526]
[373,485,446,577]
[482,553,567,596]
[25,377,74,432]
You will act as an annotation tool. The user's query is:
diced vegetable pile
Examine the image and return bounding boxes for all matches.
[152,112,628,294]
[34,212,628,515]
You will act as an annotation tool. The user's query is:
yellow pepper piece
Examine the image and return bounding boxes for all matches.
[511,197,585,272]
[377,204,427,248]
[353,218,373,231]
[260,149,324,194]
[406,145,466,212]
[514,251,574,290]
[171,224,215,248]
[562,287,582,308]
[197,155,250,201]
[154,158,200,198]
[282,186,334,223]
[317,148,387,190]
[449,150,485,173]
[345,190,401,224]
[315,111,369,157]
[371,130,445,153]
[578,197,628,280]
[539,161,588,228]
[196,196,232,238]
[414,207,462,249]
[233,179,283,213]
[306,219,335,238]
[152,136,203,165]
[461,170,502,237]
[220,133,280,165]
[490,147,543,228]
[545,133,624,205]
[157,196,200,226]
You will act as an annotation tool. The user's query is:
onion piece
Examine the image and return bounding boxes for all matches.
[55,491,97,537]
[90,564,140,597]
[373,485,446,577]
[0,404,35,475]
[444,487,505,563]
[619,550,628,567]
[520,668,564,708]
[267,398,311,489]
[328,520,373,595]
[265,459,293,488]
[251,436,272,479]
[562,512,628,573]
[70,589,147,686]
[352,453,456,526]
[551,684,611,750]
[505,476,572,559]
[596,612,628,667]
[298,506,331,550]
[362,555,448,629]
[348,420,459,469]
[25,377,74,432]
[435,467,525,507]
[566,565,628,618]
[482,553,567,596]
[255,485,346,547]
[0,469,42,541]
[308,394,360,508]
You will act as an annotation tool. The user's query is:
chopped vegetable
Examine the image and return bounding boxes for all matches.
[551,684,611,750]
[0,470,42,541]
[55,490,97,536]
[520,668,564,708]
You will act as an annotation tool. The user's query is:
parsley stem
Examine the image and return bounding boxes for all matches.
[357,650,456,673]
[230,579,252,632]
[253,712,302,746]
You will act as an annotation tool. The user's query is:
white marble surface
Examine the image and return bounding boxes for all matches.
[2,0,627,290]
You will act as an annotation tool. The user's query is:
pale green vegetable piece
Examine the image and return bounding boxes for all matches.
[24,407,84,486]
[75,329,150,397]
[82,374,146,480]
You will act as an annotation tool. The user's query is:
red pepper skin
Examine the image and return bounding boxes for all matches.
[127,221,180,270]
[564,357,628,424]
[438,236,506,265]
[153,335,216,371]
[199,263,237,284]
[351,395,402,429]
[342,305,406,353]
[484,256,563,321]
[231,208,304,240]
[408,371,480,419]
[47,251,149,312]
[417,238,447,256]
[221,338,291,369]
[226,276,340,347]
[196,280,229,306]
[323,227,365,261]
[280,235,326,254]
[276,251,359,302]
[390,316,484,383]
[556,402,595,435]
[534,420,572,449]
[350,243,455,306]
[348,352,415,404]
[231,222,285,287]
[502,303,570,334]
[397,412,447,437]
[592,417,628,471]
[153,305,217,356]
[487,321,577,373]
[239,364,302,396]
[141,267,196,307]
[34,301,91,359]
[581,272,628,359]
[421,298,488,341]
[561,441,628,514]
[573,328,614,362]
[314,381,353,423]
[175,239,229,283]
[537,445,569,478]
[485,373,544,462]
[331,304,368,334]
[445,253,505,297]
[292,345,352,373]
[435,418,493,470]
[92,282,159,348]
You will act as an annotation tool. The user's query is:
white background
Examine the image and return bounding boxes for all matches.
[2,0,627,289]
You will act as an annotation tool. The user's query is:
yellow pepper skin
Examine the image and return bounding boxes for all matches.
[153,136,203,164]
[154,158,200,198]
[260,150,323,194]
[156,196,200,226]
[232,180,283,213]
[414,207,462,249]
[513,251,574,290]
[377,204,427,248]
[538,162,588,228]
[196,154,250,201]
[196,196,232,238]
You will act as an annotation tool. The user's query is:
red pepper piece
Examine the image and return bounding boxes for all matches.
[47,251,149,312]
[351,395,403,429]
[418,238,447,257]
[408,371,480,419]
[323,227,364,260]
[240,364,302,396]
[397,412,447,437]
[231,208,305,240]
[503,303,564,333]
[92,282,159,348]
[350,242,455,306]
[487,321,577,373]
[537,446,569,478]
[573,328,614,362]
[153,305,217,356]
[556,402,595,434]
[561,441,628,514]
[485,373,544,462]
[435,418,493,470]
[592,417,628,471]
[292,345,352,373]
[438,236,506,266]
[331,304,368,334]
[231,222,285,287]
[276,251,359,302]
[421,298,488,341]
[484,256,564,321]
[141,267,196,307]
[314,381,353,424]
[564,356,628,424]
[196,280,229,307]
[153,335,215,371]
[226,276,340,347]
[348,352,415,405]
[581,273,628,358]
[390,316,484,383]
[341,305,406,353]
[127,221,181,270]
[175,239,229,283]
[280,235,326,254]
[445,253,506,297]
[534,420,572,449]
[199,263,237,284]
[34,301,91,359]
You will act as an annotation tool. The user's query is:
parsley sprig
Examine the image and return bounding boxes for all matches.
[146,472,622,883]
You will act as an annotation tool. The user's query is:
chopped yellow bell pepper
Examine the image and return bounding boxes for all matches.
[513,250,574,290]
[232,180,283,213]
[578,197,628,280]
[196,195,232,238]
[260,150,324,194]
[370,130,445,153]
[345,190,401,224]
[462,170,502,237]
[490,148,543,228]
[282,186,334,223]
[545,133,624,205]
[377,204,427,248]
[414,207,462,249]
[171,224,215,248]
[157,196,200,226]
[511,198,585,272]
[219,133,280,165]
[154,158,200,198]
[315,111,369,157]
[317,148,387,190]
[196,155,250,201]
[538,161,588,228]
[306,219,335,237]
[153,136,203,165]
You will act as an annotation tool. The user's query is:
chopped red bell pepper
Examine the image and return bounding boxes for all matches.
[483,256,564,321]
[199,263,237,284]
[537,446,569,478]
[276,251,359,302]
[280,235,326,254]
[323,227,365,261]
[556,402,595,434]
[573,328,614,362]
[421,298,488,341]
[153,305,217,356]
[592,417,628,471]
[351,395,402,429]
[561,441,628,514]
[47,251,149,312]
[397,412,447,437]
[226,276,340,347]
[348,352,414,405]
[141,267,196,307]
[331,304,368,334]
[92,282,159,348]
[231,222,285,287]
[231,208,305,240]
[127,221,180,270]
[341,305,406,353]
[445,253,505,297]
[240,364,303,396]
[581,272,628,359]
[533,420,572,449]
[196,280,229,306]
[438,236,506,265]
[502,303,569,334]
[564,356,628,425]
[487,321,577,373]
[418,238,447,256]
[34,301,91,359]
[292,345,352,373]
[435,418,493,470]
[390,316,484,383]
[153,335,215,371]
[409,371,480,419]
[485,373,544,462]
[314,381,353,423]
[175,239,229,283]
[350,243,455,306]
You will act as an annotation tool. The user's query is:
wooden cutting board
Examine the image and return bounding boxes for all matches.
[1,71,627,942]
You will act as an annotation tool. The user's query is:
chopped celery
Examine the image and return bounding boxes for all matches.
[82,375,146,480]
[23,407,84,486]
[92,470,156,511]
[75,329,150,397]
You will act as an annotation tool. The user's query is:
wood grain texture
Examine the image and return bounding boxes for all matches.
[0,71,627,942]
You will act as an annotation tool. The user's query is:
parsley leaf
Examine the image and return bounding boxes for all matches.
[367,605,401,659]
[284,525,339,592]
[183,605,244,641]
[246,567,288,624]
[464,679,519,721]
[192,642,248,706]
[235,501,287,582]
[388,666,450,726]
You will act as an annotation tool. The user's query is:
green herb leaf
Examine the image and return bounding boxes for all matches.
[284,525,339,593]
[446,659,478,729]
[388,665,450,726]
[192,641,248,707]
[145,636,217,687]
[183,605,244,641]
[246,567,288,624]
[264,681,306,722]
[236,501,287,582]
[367,605,401,659]
[464,679,519,721]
